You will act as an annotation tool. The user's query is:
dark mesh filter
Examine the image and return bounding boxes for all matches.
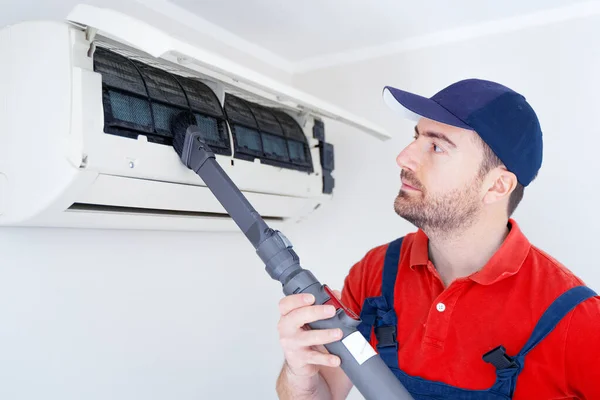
[93,47,319,167]
[261,133,289,161]
[94,47,231,155]
[273,110,305,141]
[223,94,314,171]
[194,113,227,149]
[105,90,153,132]
[93,47,147,97]
[152,102,186,135]
[134,62,189,109]
[180,78,225,118]
[233,125,262,154]
[287,140,308,164]
[273,110,312,168]
[247,103,283,136]
[170,109,228,154]
[224,95,258,128]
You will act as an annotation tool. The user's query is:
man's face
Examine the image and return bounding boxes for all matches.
[394,117,486,232]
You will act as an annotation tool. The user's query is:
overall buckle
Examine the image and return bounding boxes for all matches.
[483,345,517,370]
[375,325,397,349]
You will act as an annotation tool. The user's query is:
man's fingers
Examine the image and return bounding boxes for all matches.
[278,289,343,316]
[278,293,315,316]
[294,328,344,348]
[306,350,341,367]
[278,304,337,336]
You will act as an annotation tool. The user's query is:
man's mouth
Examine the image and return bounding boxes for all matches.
[401,180,420,191]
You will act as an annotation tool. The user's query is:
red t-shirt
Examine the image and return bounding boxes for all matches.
[341,219,600,399]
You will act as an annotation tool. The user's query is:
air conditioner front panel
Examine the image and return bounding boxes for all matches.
[0,21,88,223]
[78,129,323,199]
[75,173,321,219]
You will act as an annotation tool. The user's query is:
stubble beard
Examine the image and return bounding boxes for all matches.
[394,175,483,236]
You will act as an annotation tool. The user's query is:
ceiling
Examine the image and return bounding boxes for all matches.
[163,0,598,72]
[171,0,581,60]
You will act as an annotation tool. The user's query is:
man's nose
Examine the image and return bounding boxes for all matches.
[396,142,420,172]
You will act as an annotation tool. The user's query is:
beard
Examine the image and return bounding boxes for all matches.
[394,169,483,234]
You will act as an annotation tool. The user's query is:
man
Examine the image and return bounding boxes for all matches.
[275,79,600,399]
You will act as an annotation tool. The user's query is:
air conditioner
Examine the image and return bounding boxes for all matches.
[0,5,391,231]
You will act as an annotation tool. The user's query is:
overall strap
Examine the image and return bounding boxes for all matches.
[381,237,404,309]
[374,236,404,369]
[484,285,598,397]
[518,285,597,357]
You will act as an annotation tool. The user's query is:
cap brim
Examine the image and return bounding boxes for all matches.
[383,86,472,130]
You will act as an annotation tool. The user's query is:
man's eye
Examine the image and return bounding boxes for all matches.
[433,144,443,153]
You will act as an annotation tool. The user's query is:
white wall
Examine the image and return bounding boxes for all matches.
[1,5,600,400]
[0,228,284,399]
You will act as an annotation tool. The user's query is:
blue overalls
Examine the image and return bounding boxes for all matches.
[357,237,597,400]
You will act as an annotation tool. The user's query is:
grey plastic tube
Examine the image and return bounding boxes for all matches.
[175,125,414,400]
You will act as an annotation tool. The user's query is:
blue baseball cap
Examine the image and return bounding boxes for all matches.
[383,79,543,186]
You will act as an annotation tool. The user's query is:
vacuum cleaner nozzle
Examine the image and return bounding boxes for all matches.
[171,111,215,173]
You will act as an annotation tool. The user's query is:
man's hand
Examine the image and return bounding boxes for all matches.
[277,290,344,378]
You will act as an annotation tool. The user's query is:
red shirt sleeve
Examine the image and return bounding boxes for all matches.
[340,258,366,318]
[564,294,600,399]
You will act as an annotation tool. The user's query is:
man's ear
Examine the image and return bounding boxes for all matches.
[482,167,517,205]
